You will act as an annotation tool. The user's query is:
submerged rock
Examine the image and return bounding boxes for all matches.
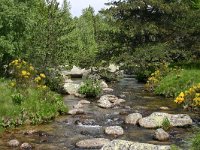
[103,88,114,93]
[78,100,91,105]
[105,126,124,136]
[154,128,170,141]
[73,103,84,109]
[101,140,170,150]
[76,138,110,149]
[8,139,20,147]
[160,107,170,110]
[20,143,32,149]
[125,113,142,125]
[68,109,85,115]
[139,112,193,128]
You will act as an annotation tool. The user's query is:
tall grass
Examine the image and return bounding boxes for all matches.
[155,69,200,97]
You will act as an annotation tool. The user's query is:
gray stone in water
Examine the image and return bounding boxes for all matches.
[101,140,170,150]
[78,100,91,105]
[8,139,20,147]
[160,107,170,110]
[98,95,126,108]
[68,109,85,115]
[125,113,142,125]
[139,112,193,128]
[105,126,124,136]
[20,143,32,149]
[73,103,84,109]
[76,138,110,149]
[154,128,170,141]
[103,88,114,93]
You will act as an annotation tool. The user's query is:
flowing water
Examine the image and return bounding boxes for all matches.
[0,75,199,150]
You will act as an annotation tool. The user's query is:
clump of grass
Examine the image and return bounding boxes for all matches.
[191,132,200,150]
[155,69,200,97]
[162,117,171,131]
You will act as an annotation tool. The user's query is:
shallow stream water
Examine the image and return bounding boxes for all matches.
[0,75,199,150]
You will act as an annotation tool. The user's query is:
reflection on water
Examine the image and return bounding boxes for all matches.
[0,75,199,150]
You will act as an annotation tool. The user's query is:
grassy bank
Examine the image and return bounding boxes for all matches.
[0,78,67,130]
[154,69,200,97]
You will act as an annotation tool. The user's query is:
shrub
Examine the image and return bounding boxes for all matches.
[155,69,200,97]
[78,79,102,98]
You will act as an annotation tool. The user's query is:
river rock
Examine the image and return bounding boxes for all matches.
[160,107,170,110]
[100,80,108,88]
[63,82,80,95]
[108,64,119,73]
[154,128,170,141]
[105,126,124,136]
[8,139,20,147]
[68,109,85,115]
[97,95,113,108]
[139,112,193,128]
[20,143,32,149]
[125,113,142,125]
[73,103,84,109]
[78,100,91,105]
[103,88,114,93]
[63,66,90,78]
[76,138,110,149]
[101,140,170,150]
[113,98,126,105]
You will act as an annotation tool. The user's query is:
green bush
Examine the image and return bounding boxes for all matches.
[155,69,200,97]
[11,93,25,105]
[78,79,102,98]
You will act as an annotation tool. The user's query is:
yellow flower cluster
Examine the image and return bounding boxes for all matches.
[175,83,200,108]
[174,92,185,104]
[21,70,31,78]
[9,59,47,89]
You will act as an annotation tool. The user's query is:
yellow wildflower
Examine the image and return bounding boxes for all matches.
[34,76,41,82]
[174,97,184,104]
[10,82,16,87]
[40,73,46,78]
[21,70,27,76]
[29,66,34,71]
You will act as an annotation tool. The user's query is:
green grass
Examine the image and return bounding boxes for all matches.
[191,132,200,150]
[0,78,68,128]
[155,69,200,97]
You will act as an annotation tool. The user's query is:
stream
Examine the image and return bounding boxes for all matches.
[0,75,199,150]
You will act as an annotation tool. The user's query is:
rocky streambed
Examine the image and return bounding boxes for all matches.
[0,75,199,150]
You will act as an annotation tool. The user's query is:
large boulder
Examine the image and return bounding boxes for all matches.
[76,138,110,149]
[101,140,170,150]
[139,112,193,128]
[154,128,170,141]
[62,66,90,78]
[105,126,124,136]
[125,113,142,125]
[63,82,80,95]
